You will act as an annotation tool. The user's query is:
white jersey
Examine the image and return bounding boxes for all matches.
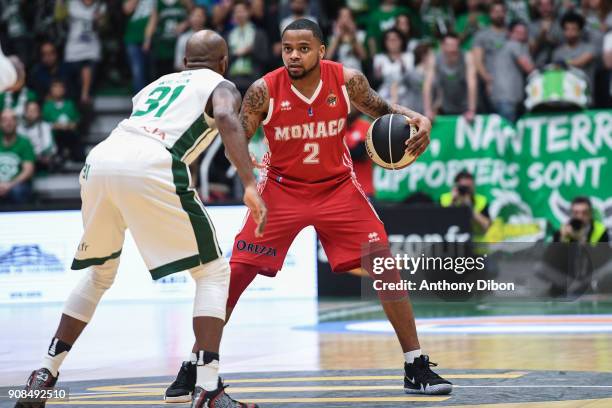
[0,45,17,92]
[116,68,228,164]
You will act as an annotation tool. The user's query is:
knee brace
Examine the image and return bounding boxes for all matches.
[63,257,119,323]
[190,258,230,320]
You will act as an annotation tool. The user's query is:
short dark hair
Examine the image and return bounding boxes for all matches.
[442,32,460,42]
[454,169,474,183]
[489,0,506,11]
[560,11,585,30]
[571,196,592,210]
[282,18,324,44]
[508,19,527,32]
[381,28,407,54]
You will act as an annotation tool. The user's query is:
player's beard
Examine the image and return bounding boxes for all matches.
[286,57,320,80]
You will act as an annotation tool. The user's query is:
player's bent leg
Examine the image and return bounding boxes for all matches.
[227,262,261,312]
[15,258,120,408]
[361,249,453,395]
[166,261,263,405]
[190,259,258,408]
[165,259,228,403]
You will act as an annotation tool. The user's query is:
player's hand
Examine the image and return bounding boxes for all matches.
[243,184,267,237]
[405,115,431,158]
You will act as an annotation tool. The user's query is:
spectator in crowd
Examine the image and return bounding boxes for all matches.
[581,0,609,40]
[123,0,156,92]
[491,20,534,122]
[279,0,318,34]
[42,80,81,163]
[603,29,612,106]
[529,0,564,67]
[226,1,269,95]
[402,42,432,115]
[420,0,455,40]
[174,6,207,71]
[17,101,56,170]
[440,169,491,237]
[553,196,609,243]
[552,11,596,93]
[55,0,107,105]
[211,0,236,32]
[505,0,531,24]
[0,0,31,65]
[0,78,37,118]
[395,13,420,52]
[423,33,477,121]
[146,0,193,77]
[212,0,256,33]
[472,0,508,112]
[373,28,414,105]
[366,0,412,56]
[28,42,71,103]
[326,7,367,71]
[255,0,283,59]
[0,109,35,205]
[455,0,490,51]
[344,107,373,197]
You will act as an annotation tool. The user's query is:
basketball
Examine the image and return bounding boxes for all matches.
[365,113,418,170]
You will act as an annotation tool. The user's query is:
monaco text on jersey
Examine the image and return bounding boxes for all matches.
[273,118,347,141]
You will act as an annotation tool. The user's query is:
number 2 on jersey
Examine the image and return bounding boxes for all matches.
[303,142,320,164]
[132,85,185,118]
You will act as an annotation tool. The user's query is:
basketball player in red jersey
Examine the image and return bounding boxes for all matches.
[166,19,452,403]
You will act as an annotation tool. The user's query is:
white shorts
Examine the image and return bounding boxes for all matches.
[72,130,222,279]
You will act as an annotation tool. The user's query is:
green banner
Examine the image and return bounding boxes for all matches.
[374,110,612,240]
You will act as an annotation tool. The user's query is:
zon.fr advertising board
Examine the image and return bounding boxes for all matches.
[0,207,317,304]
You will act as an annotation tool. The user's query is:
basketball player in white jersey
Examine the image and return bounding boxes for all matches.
[15,31,265,408]
[0,45,24,93]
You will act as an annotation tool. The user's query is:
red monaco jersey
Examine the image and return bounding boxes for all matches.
[261,60,353,184]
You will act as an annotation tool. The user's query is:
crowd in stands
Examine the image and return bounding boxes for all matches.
[0,0,611,205]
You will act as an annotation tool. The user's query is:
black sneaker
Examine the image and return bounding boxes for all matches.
[191,378,258,408]
[404,355,452,395]
[164,361,196,403]
[14,368,58,408]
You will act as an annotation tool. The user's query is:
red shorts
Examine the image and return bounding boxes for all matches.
[230,175,389,274]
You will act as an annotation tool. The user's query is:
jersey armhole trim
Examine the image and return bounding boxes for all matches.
[262,97,274,125]
[341,85,350,115]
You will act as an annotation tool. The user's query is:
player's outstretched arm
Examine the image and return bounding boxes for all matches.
[211,81,267,236]
[239,78,269,138]
[344,67,432,157]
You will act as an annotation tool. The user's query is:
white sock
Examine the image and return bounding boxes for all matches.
[189,352,197,364]
[404,349,422,365]
[197,360,219,391]
[41,338,72,377]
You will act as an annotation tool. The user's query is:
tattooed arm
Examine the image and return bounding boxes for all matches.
[240,78,270,139]
[344,67,431,157]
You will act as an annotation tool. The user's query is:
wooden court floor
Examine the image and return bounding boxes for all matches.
[2,298,612,407]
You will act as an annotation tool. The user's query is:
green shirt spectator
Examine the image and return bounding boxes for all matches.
[0,109,35,204]
[0,133,35,183]
[42,99,80,128]
[366,0,413,55]
[154,0,190,60]
[455,8,490,51]
[124,0,155,44]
